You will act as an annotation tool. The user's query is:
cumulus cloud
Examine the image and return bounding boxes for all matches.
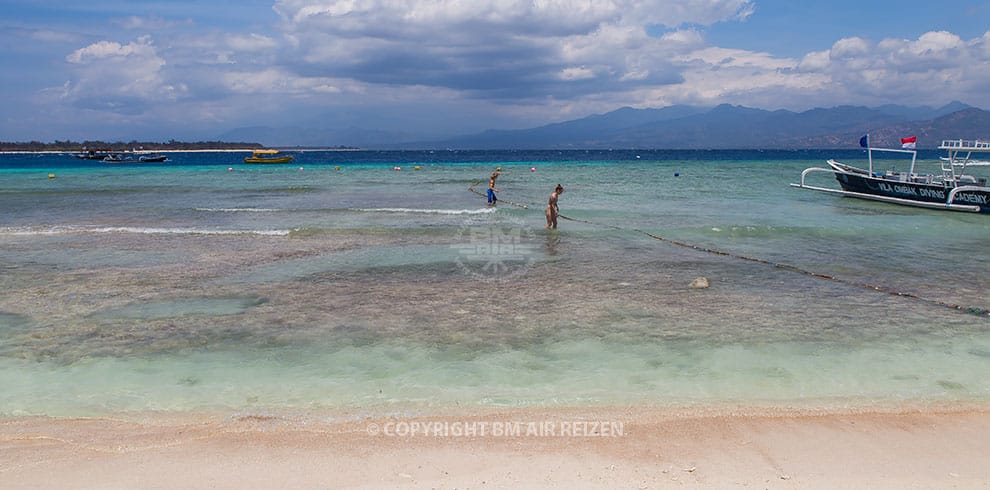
[277,0,753,32]
[62,36,184,113]
[785,31,990,107]
[271,0,755,100]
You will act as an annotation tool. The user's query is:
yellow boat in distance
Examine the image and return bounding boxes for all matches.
[244,149,294,164]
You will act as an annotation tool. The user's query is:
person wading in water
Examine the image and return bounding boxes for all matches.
[546,184,563,229]
[487,171,500,206]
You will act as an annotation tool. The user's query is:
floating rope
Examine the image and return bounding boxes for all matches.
[467,181,990,317]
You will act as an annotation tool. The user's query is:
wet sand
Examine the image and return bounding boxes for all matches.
[2,406,988,488]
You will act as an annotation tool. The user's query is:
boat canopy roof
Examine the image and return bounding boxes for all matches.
[252,149,281,155]
[939,139,990,151]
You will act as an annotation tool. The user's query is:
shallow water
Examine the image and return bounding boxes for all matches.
[1,150,988,416]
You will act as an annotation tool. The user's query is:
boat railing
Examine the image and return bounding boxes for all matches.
[862,145,917,175]
[940,139,990,150]
[947,185,988,204]
[795,166,841,187]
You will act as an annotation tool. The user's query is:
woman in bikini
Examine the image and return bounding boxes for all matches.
[546,184,563,229]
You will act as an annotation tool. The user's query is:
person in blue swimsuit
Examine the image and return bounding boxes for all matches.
[486,171,499,206]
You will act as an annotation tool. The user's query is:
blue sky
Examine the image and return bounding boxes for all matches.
[2,0,989,143]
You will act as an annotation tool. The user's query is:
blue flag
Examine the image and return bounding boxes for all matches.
[859,135,868,148]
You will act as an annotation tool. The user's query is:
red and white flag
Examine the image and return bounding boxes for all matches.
[901,136,917,149]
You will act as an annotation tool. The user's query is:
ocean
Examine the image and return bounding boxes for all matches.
[1,149,988,417]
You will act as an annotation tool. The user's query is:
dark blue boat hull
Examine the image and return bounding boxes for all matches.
[834,172,990,213]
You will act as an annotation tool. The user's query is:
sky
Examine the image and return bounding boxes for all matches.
[2,0,990,143]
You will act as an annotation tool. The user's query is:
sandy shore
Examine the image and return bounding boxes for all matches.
[2,405,988,488]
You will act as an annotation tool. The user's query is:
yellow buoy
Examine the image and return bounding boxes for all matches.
[335,166,341,171]
[48,173,56,179]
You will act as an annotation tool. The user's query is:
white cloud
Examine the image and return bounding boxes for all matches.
[66,38,158,64]
[829,37,870,61]
[223,68,359,96]
[540,29,990,114]
[724,31,990,110]
[226,33,279,52]
[797,50,829,72]
[61,37,183,113]
[660,28,706,48]
[278,0,753,31]
[270,0,756,99]
[558,66,595,81]
[115,16,194,30]
[30,29,80,43]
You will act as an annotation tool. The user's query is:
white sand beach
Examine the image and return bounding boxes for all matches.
[2,406,988,489]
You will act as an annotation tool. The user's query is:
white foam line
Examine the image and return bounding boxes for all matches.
[0,227,65,236]
[195,208,283,213]
[92,226,292,236]
[0,226,291,236]
[354,207,496,215]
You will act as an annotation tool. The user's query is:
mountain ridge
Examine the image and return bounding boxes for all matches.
[219,101,990,149]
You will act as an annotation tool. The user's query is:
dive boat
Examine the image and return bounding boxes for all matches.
[791,137,990,213]
[244,149,294,164]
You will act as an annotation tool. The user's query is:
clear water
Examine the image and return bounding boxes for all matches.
[1,150,988,416]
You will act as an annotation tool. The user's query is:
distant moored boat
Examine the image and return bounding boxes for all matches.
[244,149,294,164]
[138,153,169,163]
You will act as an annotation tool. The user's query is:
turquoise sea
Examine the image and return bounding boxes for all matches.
[1,149,988,417]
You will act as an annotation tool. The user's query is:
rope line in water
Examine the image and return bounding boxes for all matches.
[467,182,989,317]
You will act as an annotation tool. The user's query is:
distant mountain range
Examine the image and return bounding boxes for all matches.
[220,101,990,149]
